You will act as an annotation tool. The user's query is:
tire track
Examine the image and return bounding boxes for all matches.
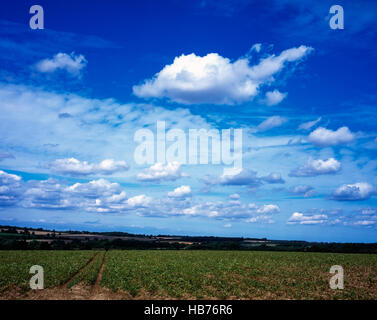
[62,252,99,289]
[91,251,107,299]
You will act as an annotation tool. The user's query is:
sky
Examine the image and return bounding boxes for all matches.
[0,0,377,242]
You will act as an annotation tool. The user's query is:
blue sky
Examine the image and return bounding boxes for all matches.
[1,0,377,242]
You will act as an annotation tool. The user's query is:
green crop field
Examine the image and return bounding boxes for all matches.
[0,250,97,290]
[0,250,376,299]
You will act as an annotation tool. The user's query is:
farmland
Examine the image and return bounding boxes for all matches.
[0,250,376,300]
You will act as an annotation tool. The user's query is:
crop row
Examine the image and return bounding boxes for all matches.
[0,250,96,291]
[67,251,105,288]
[101,250,377,299]
[1,250,376,299]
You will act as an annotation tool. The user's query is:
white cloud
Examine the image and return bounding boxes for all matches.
[106,191,127,203]
[0,168,283,223]
[257,116,287,131]
[133,46,312,105]
[289,185,316,198]
[204,169,285,187]
[229,193,240,200]
[246,215,275,223]
[24,179,74,209]
[290,158,341,177]
[360,208,376,215]
[0,83,211,176]
[168,185,192,198]
[216,169,260,186]
[0,170,21,183]
[263,90,287,106]
[0,170,22,206]
[287,212,328,225]
[332,182,376,201]
[261,172,285,184]
[66,179,123,198]
[354,220,376,226]
[176,199,279,222]
[48,158,129,176]
[308,127,355,147]
[298,117,321,131]
[127,194,152,207]
[35,52,87,76]
[21,176,154,213]
[137,162,186,182]
[182,206,199,216]
[251,43,262,53]
[257,204,280,214]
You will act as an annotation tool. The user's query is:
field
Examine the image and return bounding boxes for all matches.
[0,250,376,300]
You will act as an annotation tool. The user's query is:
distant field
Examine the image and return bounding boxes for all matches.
[0,250,376,299]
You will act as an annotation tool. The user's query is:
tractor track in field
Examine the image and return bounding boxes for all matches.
[62,252,100,289]
[20,250,125,300]
[90,251,107,299]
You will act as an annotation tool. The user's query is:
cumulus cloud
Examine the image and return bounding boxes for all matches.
[168,185,192,198]
[48,158,129,176]
[106,191,127,203]
[0,170,22,206]
[298,117,321,131]
[204,169,285,187]
[202,168,261,187]
[127,195,152,207]
[332,182,376,201]
[308,127,355,147]
[287,208,377,227]
[287,212,328,225]
[229,193,240,200]
[137,162,186,182]
[219,169,259,186]
[19,177,152,213]
[246,215,275,223]
[0,169,282,223]
[9,167,372,228]
[176,199,279,223]
[66,179,122,198]
[257,204,280,214]
[24,179,74,209]
[257,116,287,131]
[289,185,316,198]
[290,158,341,177]
[261,172,285,184]
[251,43,262,53]
[353,220,376,226]
[35,52,87,76]
[360,208,376,215]
[133,46,312,105]
[263,90,287,106]
[0,170,21,184]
